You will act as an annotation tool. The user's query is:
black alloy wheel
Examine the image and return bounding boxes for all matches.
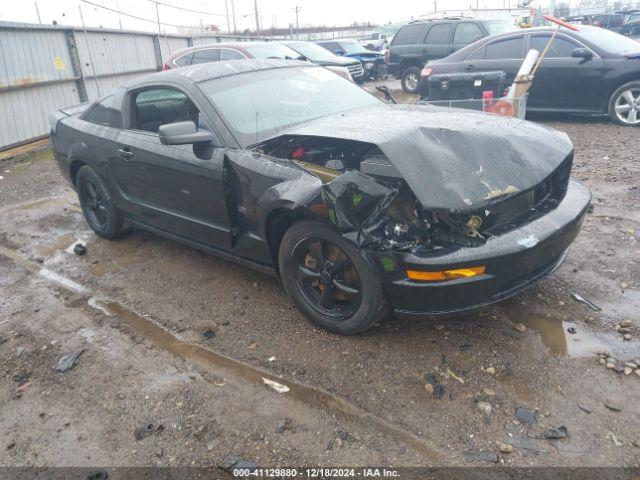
[76,165,125,239]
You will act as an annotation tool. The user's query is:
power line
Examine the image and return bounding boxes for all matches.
[150,0,254,18]
[79,0,194,29]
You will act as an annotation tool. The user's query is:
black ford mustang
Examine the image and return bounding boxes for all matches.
[50,60,590,334]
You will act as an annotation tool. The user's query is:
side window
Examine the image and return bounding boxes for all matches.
[485,36,525,59]
[320,42,340,53]
[191,48,220,65]
[530,35,580,58]
[174,52,193,67]
[453,23,484,44]
[83,95,115,126]
[423,23,452,44]
[132,88,200,133]
[219,49,245,60]
[392,24,426,45]
[466,45,487,60]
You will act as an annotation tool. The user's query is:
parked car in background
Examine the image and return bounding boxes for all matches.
[388,18,516,93]
[316,39,386,80]
[162,42,303,70]
[418,26,640,126]
[592,14,624,31]
[49,59,590,334]
[359,32,389,51]
[277,40,365,83]
[620,12,640,36]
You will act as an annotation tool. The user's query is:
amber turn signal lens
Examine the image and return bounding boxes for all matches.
[407,266,486,282]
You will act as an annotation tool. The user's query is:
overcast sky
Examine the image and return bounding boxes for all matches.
[0,0,559,33]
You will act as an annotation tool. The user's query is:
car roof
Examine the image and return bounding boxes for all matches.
[141,59,311,86]
[403,17,480,25]
[167,41,275,61]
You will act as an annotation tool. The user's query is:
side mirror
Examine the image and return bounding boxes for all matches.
[571,47,593,61]
[334,49,345,56]
[158,120,213,145]
[375,85,397,104]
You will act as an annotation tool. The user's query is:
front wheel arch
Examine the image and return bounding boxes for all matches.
[607,80,640,126]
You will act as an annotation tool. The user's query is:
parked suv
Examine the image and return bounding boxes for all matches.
[388,18,515,93]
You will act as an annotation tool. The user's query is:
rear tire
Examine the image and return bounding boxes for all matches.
[401,66,420,94]
[278,221,390,335]
[608,81,640,126]
[77,166,125,239]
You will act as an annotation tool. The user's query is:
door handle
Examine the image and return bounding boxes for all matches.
[464,64,477,71]
[117,148,134,160]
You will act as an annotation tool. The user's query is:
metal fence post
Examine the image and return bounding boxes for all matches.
[64,29,88,103]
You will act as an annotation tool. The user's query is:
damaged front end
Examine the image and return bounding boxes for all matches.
[254,133,574,258]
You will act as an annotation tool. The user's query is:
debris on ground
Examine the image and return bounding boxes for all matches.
[534,425,568,440]
[424,372,445,399]
[6,442,16,450]
[447,367,464,384]
[262,377,290,394]
[213,378,226,387]
[13,372,30,386]
[570,292,601,311]
[515,407,537,426]
[482,387,496,396]
[275,418,292,433]
[55,349,84,373]
[504,362,513,376]
[201,329,216,339]
[609,432,623,447]
[15,346,24,357]
[459,343,472,352]
[134,422,164,440]
[506,434,549,453]
[484,366,496,375]
[567,326,577,334]
[326,430,353,451]
[577,403,592,414]
[16,381,31,393]
[463,451,499,463]
[604,403,622,412]
[476,401,493,415]
[514,323,526,333]
[220,454,258,472]
[73,243,87,256]
[498,442,514,454]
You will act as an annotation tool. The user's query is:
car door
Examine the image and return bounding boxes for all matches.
[461,34,526,87]
[110,85,232,249]
[527,33,607,111]
[421,23,454,62]
[451,22,485,54]
[389,23,428,69]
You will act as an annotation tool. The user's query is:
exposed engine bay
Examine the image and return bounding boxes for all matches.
[253,135,572,255]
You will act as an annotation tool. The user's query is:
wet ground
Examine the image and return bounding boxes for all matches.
[0,94,639,471]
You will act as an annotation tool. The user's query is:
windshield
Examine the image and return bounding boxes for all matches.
[286,42,338,61]
[244,44,303,60]
[199,67,380,147]
[338,42,370,54]
[483,20,517,35]
[577,26,640,54]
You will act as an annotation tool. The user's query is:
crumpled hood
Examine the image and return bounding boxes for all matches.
[283,104,573,211]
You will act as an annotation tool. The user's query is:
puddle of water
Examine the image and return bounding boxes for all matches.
[513,313,638,360]
[90,298,441,459]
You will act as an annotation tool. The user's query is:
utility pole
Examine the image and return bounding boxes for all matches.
[115,0,123,29]
[254,0,260,35]
[230,0,237,34]
[224,0,231,33]
[293,5,301,40]
[34,1,42,23]
[153,1,161,36]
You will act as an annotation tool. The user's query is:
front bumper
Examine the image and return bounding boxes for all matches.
[371,179,591,317]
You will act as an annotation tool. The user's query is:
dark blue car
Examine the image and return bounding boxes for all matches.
[316,39,386,81]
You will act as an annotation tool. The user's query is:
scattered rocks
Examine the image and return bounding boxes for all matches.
[515,407,537,426]
[482,387,496,396]
[424,383,434,395]
[485,367,496,375]
[56,349,84,373]
[73,243,86,256]
[477,401,493,415]
[514,323,526,333]
[275,418,292,434]
[624,367,632,375]
[620,319,634,328]
[604,403,622,412]
[463,451,498,463]
[498,442,514,454]
[15,346,24,357]
[623,333,632,341]
[134,422,164,440]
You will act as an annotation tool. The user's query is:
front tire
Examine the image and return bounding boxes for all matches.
[77,165,125,239]
[608,81,640,126]
[278,221,389,335]
[401,66,420,94]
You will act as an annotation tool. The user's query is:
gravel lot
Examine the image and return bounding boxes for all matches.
[0,92,639,473]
